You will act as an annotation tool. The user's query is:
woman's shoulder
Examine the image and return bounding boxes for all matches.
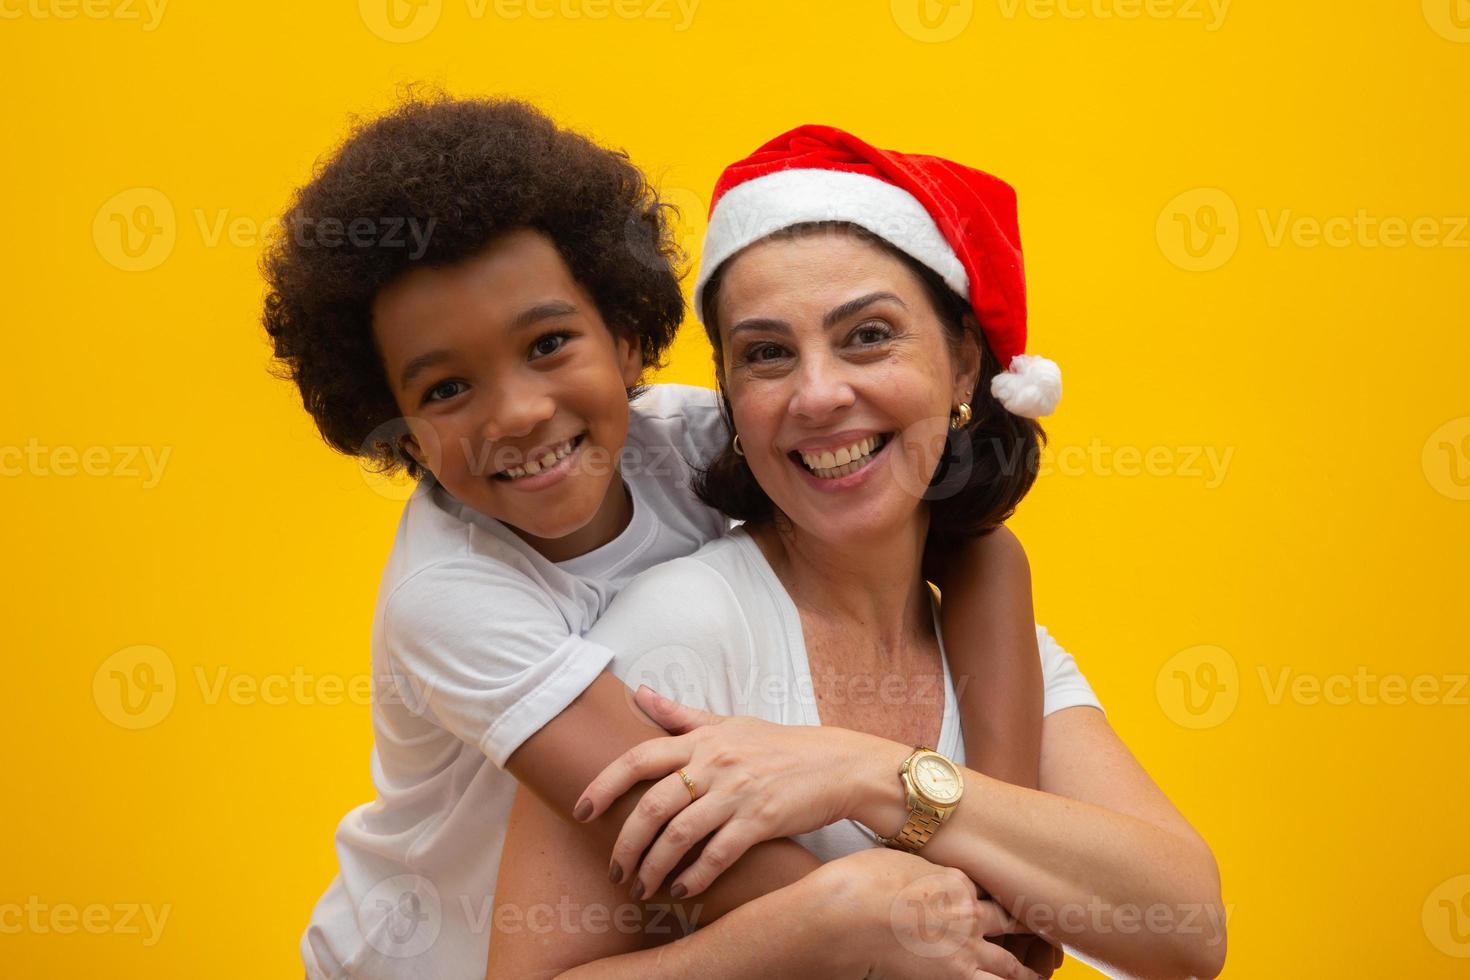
[602,531,759,622]
[592,533,769,714]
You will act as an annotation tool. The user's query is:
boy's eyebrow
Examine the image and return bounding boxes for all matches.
[510,300,580,331]
[397,302,581,391]
[726,292,906,341]
[399,349,455,391]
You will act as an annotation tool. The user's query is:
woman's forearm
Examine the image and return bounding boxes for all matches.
[844,723,1225,979]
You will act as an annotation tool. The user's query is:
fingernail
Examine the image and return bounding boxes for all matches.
[608,863,623,885]
[573,799,593,822]
[629,880,645,901]
[669,883,687,899]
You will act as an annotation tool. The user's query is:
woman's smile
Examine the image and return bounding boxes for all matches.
[786,431,894,486]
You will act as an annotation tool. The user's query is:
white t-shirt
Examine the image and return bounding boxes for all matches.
[302,384,729,980]
[597,528,1104,862]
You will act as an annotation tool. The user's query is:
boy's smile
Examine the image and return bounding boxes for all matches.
[372,228,644,561]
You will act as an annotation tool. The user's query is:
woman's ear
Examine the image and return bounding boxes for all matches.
[616,331,645,388]
[954,315,983,405]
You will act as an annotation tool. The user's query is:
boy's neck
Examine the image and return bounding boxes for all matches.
[507,476,634,564]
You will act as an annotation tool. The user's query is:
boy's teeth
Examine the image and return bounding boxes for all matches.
[798,435,885,478]
[500,436,581,480]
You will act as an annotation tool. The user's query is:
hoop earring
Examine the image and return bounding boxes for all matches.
[732,434,745,456]
[949,403,973,430]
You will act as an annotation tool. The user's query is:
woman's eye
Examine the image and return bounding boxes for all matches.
[746,342,787,363]
[425,380,467,403]
[530,332,571,359]
[852,322,891,346]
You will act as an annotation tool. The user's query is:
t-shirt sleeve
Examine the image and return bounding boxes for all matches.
[1037,624,1105,716]
[381,559,617,767]
[589,558,752,718]
[635,384,729,471]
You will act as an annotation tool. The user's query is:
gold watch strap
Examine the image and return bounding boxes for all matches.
[878,799,947,853]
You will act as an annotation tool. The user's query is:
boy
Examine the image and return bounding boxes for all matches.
[262,95,1044,978]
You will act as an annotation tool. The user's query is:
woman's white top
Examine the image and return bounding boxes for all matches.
[595,527,1105,862]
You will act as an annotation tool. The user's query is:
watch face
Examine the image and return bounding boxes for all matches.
[912,754,962,805]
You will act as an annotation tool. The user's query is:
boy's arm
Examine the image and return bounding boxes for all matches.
[505,670,822,922]
[928,525,1043,789]
[383,559,821,925]
[485,787,847,980]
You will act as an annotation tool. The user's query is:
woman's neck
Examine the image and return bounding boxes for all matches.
[749,514,933,652]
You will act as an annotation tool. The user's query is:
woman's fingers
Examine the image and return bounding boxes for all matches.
[666,819,761,898]
[610,773,696,893]
[574,735,691,823]
[629,797,729,898]
[633,685,722,735]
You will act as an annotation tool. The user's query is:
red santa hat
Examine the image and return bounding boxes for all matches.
[694,125,1061,419]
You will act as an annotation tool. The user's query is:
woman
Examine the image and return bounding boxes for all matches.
[487,127,1225,979]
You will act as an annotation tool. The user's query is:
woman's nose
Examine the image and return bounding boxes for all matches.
[788,354,856,422]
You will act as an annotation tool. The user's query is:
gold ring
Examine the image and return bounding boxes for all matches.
[676,768,697,803]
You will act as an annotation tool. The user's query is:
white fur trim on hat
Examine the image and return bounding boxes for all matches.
[693,168,969,316]
[990,354,1062,418]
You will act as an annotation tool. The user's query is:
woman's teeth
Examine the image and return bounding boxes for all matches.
[500,437,578,480]
[797,435,887,479]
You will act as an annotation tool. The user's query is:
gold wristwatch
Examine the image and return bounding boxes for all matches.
[875,746,964,853]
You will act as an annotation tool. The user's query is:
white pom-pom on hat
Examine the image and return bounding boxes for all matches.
[990,354,1062,419]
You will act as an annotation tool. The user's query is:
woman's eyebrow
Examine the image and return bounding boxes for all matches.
[727,292,907,341]
[822,291,906,328]
[727,317,791,340]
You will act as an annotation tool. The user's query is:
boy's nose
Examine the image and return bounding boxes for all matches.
[479,382,556,442]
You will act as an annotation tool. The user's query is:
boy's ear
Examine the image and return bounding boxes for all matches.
[398,433,428,471]
[616,331,645,388]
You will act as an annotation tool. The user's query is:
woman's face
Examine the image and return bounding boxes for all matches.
[714,229,980,546]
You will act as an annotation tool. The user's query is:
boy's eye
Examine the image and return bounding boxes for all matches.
[424,379,468,403]
[530,332,571,360]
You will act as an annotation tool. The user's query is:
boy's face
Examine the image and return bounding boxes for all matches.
[373,228,643,560]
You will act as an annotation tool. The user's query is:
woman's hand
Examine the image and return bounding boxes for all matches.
[575,685,896,900]
[812,848,1043,980]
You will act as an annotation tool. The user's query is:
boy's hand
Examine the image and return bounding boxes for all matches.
[929,524,1045,792]
[813,848,1043,980]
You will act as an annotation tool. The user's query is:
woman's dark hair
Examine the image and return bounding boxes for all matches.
[694,222,1046,546]
[261,93,685,477]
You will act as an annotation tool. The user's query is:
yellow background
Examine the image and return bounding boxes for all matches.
[3,1,1467,975]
